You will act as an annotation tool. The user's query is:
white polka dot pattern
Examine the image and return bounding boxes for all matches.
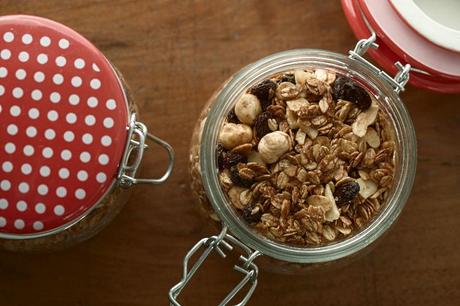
[0,16,129,235]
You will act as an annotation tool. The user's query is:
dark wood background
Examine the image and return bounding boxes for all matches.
[1,1,459,305]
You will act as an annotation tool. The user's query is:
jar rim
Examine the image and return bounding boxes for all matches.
[201,49,417,263]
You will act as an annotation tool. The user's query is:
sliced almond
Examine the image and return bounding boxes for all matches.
[352,100,379,137]
[294,69,308,86]
[324,184,340,221]
[314,69,328,82]
[319,96,329,113]
[356,178,378,199]
[364,127,381,148]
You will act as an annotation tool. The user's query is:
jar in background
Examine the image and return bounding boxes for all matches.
[0,15,174,252]
[172,46,416,304]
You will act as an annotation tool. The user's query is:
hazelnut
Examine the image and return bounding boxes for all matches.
[219,123,253,150]
[258,131,291,164]
[234,93,262,125]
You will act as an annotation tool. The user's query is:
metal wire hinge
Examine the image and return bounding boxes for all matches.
[348,32,411,94]
[169,226,262,306]
[117,113,175,187]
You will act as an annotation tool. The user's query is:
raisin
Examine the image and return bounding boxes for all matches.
[249,79,277,110]
[226,108,239,123]
[280,74,296,84]
[334,181,360,205]
[230,166,253,188]
[242,205,262,223]
[332,76,371,110]
[217,145,246,170]
[254,112,273,139]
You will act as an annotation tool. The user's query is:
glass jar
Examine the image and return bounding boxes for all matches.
[0,15,174,252]
[173,44,416,304]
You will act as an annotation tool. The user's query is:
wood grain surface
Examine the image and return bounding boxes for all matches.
[0,1,459,305]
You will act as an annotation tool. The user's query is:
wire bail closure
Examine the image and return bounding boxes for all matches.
[169,226,261,306]
[348,32,412,94]
[118,113,175,188]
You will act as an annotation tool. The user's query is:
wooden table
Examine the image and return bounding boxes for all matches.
[1,1,459,305]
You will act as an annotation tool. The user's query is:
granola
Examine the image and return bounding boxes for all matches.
[216,69,396,246]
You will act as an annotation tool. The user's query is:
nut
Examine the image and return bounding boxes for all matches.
[234,93,262,125]
[294,69,309,86]
[364,127,381,148]
[324,183,340,221]
[258,131,291,164]
[219,123,253,149]
[356,178,378,199]
[352,99,379,137]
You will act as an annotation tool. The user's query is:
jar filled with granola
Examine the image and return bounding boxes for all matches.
[0,15,174,252]
[170,39,419,306]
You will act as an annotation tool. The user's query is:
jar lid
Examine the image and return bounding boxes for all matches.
[0,15,130,236]
[342,0,460,93]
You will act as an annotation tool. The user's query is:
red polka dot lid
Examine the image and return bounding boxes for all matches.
[0,15,131,236]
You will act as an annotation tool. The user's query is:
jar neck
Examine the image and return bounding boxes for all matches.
[201,49,416,263]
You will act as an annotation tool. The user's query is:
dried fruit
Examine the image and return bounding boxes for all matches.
[217,145,247,170]
[226,109,239,123]
[334,181,360,205]
[332,76,371,110]
[230,165,253,188]
[280,73,295,84]
[254,112,273,139]
[242,205,262,223]
[249,79,277,110]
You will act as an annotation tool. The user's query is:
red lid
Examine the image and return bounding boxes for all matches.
[0,15,129,236]
[342,0,460,93]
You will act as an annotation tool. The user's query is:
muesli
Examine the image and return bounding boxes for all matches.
[216,69,396,246]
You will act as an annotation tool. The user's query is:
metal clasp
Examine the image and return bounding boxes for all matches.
[169,227,261,306]
[348,32,412,94]
[117,114,175,188]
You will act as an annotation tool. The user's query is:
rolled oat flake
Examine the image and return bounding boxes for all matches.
[0,15,174,252]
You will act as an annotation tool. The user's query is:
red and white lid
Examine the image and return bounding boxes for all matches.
[0,15,130,236]
[342,0,460,93]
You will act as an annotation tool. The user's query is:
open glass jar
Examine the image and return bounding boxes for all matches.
[171,39,417,303]
[0,15,174,252]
